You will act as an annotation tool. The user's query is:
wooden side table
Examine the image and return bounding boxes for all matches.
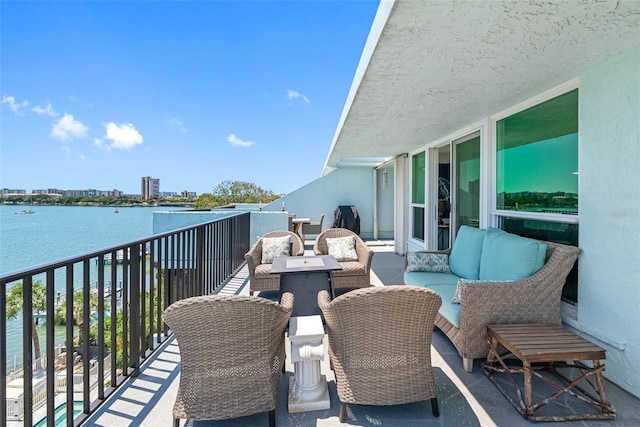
[483,324,616,422]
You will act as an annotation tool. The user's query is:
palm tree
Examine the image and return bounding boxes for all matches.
[5,280,47,359]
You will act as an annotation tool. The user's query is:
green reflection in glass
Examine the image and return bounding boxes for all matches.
[456,136,480,230]
[412,152,425,204]
[496,89,578,214]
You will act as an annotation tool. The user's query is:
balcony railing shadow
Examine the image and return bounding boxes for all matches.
[79,240,640,427]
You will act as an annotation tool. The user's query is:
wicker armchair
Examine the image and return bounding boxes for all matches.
[245,230,304,295]
[318,286,442,422]
[164,293,294,426]
[313,228,374,290]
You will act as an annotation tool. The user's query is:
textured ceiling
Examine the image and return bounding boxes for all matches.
[323,0,640,173]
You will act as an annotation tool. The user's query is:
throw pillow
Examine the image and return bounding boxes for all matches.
[448,225,486,280]
[451,278,470,304]
[261,235,291,264]
[326,236,358,261]
[406,252,451,273]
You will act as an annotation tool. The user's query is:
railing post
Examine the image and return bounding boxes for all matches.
[1,280,6,427]
[197,225,206,295]
[129,244,141,377]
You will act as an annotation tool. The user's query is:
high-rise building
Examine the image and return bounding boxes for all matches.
[141,176,160,201]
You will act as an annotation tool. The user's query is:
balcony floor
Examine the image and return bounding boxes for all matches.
[85,240,640,426]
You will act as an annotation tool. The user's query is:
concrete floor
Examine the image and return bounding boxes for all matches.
[85,240,640,426]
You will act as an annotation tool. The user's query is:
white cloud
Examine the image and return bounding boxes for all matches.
[169,117,187,133]
[32,102,59,117]
[1,95,29,113]
[287,89,310,104]
[51,114,88,140]
[101,122,144,150]
[227,134,254,147]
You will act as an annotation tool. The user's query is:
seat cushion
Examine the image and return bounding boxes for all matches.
[448,225,486,280]
[254,263,276,278]
[403,271,461,288]
[332,261,365,277]
[422,284,461,328]
[479,228,547,280]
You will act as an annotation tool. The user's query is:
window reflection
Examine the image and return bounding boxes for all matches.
[496,89,578,215]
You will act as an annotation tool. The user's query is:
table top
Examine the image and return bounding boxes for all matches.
[291,218,311,223]
[270,255,342,274]
[487,323,606,363]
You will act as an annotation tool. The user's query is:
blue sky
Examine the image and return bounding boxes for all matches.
[0,1,379,196]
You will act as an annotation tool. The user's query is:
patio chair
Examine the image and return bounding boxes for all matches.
[313,228,374,290]
[164,293,294,427]
[301,213,324,241]
[245,230,305,295]
[288,213,296,232]
[318,286,442,422]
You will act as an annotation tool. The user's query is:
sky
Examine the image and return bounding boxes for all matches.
[0,0,380,196]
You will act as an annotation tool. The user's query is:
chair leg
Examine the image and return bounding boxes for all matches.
[173,418,180,427]
[268,409,275,427]
[463,357,474,372]
[339,402,347,422]
[430,397,439,417]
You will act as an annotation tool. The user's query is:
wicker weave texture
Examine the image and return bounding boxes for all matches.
[421,240,581,361]
[245,230,304,294]
[164,293,293,422]
[313,228,374,289]
[319,286,441,406]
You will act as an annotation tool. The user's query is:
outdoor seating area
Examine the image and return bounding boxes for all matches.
[79,239,640,426]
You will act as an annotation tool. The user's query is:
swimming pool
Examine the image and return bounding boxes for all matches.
[34,401,83,427]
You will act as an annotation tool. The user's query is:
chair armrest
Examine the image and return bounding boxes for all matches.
[244,240,263,275]
[318,290,332,311]
[354,239,374,271]
[280,292,294,312]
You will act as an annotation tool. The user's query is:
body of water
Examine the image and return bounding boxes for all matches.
[0,204,186,370]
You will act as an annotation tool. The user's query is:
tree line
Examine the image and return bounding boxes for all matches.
[194,180,281,209]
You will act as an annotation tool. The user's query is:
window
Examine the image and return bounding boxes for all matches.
[496,89,578,215]
[455,133,480,231]
[411,152,425,241]
[495,88,579,304]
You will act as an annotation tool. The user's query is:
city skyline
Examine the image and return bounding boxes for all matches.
[0,1,380,195]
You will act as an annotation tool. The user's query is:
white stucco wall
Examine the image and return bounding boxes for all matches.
[576,46,640,397]
[264,168,375,238]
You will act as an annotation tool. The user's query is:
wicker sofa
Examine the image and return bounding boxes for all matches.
[313,228,374,290]
[404,226,581,372]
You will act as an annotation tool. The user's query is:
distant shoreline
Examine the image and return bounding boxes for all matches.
[1,201,195,208]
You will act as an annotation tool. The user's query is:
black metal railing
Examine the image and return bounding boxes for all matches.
[1,212,250,426]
